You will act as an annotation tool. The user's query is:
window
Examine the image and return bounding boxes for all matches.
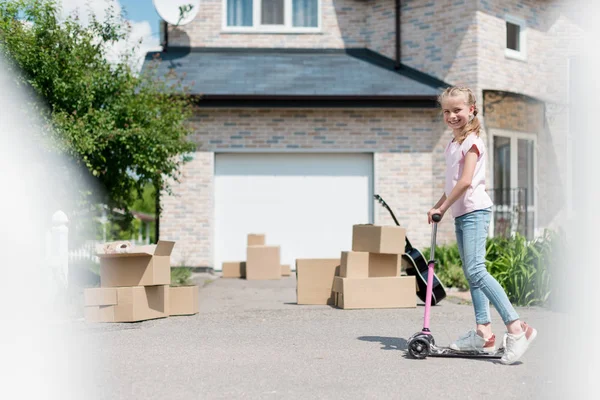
[505,15,526,61]
[489,130,537,239]
[224,0,320,32]
[506,22,520,51]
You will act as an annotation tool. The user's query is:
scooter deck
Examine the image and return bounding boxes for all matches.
[428,345,504,359]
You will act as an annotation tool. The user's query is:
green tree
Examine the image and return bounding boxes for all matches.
[0,0,195,233]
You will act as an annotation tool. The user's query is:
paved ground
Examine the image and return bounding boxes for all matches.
[69,274,571,400]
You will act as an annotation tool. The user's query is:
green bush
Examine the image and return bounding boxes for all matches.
[486,230,555,306]
[171,267,193,286]
[423,230,557,306]
[422,245,469,291]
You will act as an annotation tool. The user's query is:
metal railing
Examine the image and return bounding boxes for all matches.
[487,187,533,239]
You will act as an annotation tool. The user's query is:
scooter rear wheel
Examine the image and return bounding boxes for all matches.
[408,338,430,359]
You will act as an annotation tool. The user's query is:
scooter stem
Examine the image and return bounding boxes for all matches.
[422,214,440,333]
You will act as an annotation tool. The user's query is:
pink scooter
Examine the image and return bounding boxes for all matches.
[407,213,505,359]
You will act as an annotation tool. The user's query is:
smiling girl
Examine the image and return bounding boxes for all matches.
[428,86,537,365]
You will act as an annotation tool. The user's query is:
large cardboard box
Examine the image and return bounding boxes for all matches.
[98,241,175,287]
[351,225,406,254]
[247,233,266,246]
[340,251,368,278]
[246,246,281,280]
[169,286,199,316]
[84,287,117,306]
[84,285,170,323]
[332,276,416,309]
[281,264,291,276]
[296,258,340,305]
[222,261,246,278]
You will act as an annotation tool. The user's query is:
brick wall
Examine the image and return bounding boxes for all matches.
[483,91,544,133]
[160,153,214,267]
[161,107,453,267]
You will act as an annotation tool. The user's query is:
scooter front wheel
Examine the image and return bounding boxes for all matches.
[408,338,430,359]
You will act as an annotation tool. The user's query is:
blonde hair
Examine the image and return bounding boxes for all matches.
[438,86,481,144]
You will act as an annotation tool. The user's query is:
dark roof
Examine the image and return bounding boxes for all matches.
[142,48,448,107]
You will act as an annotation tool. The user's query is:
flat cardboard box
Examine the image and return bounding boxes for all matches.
[222,261,246,278]
[112,285,170,322]
[351,225,406,254]
[368,253,401,277]
[247,233,266,246]
[98,241,174,287]
[169,286,199,316]
[84,305,115,323]
[246,246,281,280]
[340,251,369,278]
[84,285,170,323]
[332,276,416,309]
[84,287,117,306]
[296,258,340,305]
[281,264,291,276]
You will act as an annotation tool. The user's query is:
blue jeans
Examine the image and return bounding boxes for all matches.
[455,208,519,325]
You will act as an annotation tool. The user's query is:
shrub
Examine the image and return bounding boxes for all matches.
[423,229,557,306]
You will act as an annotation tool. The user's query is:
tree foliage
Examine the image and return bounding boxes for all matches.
[0,0,196,218]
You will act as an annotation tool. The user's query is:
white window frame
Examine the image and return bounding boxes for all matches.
[504,15,527,61]
[222,0,322,33]
[488,129,538,238]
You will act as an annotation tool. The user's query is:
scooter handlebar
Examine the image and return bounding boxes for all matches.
[432,214,442,223]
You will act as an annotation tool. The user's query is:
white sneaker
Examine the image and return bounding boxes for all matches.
[500,322,537,365]
[449,330,496,353]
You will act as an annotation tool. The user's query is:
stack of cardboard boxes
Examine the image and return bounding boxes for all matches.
[83,240,199,323]
[222,233,290,279]
[296,225,416,309]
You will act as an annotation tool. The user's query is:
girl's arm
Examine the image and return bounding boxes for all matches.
[432,147,479,219]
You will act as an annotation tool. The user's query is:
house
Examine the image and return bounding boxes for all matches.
[142,0,583,269]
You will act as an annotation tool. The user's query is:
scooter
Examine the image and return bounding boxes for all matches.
[407,213,505,359]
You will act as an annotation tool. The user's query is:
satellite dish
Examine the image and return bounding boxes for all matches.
[153,0,200,26]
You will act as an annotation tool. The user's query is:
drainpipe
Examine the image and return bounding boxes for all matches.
[162,20,169,52]
[395,0,401,69]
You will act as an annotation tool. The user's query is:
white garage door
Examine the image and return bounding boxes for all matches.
[214,153,373,270]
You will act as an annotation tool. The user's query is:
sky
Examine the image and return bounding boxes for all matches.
[58,0,163,71]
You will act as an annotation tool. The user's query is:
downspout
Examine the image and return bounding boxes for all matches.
[395,0,401,69]
[162,20,169,52]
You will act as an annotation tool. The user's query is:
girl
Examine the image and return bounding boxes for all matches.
[428,86,537,365]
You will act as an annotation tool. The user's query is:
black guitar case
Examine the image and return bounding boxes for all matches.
[374,195,447,305]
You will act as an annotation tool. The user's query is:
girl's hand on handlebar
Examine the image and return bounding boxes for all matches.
[427,208,445,224]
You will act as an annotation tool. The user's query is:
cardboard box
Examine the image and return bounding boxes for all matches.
[84,305,115,323]
[84,285,170,323]
[340,251,369,278]
[281,264,291,276]
[340,252,400,278]
[368,253,401,277]
[222,261,246,278]
[332,276,416,309]
[247,233,266,246]
[351,225,406,254]
[112,285,170,322]
[296,258,340,305]
[169,286,199,316]
[246,246,281,280]
[84,287,117,306]
[98,240,174,287]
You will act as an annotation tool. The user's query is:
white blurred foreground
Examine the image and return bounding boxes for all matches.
[0,56,93,399]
